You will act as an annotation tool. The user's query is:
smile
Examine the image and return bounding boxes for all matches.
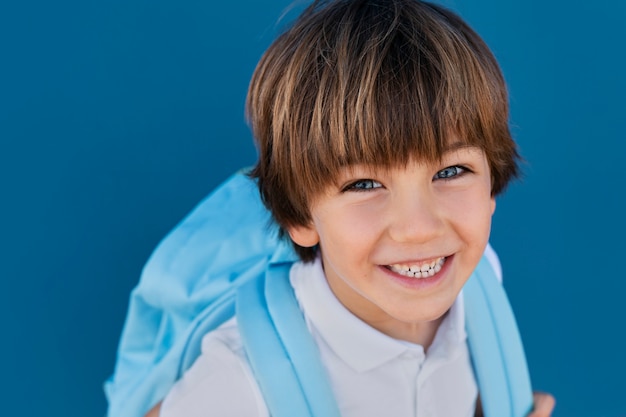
[387,257,446,278]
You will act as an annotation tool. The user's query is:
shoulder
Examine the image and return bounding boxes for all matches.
[160,318,269,417]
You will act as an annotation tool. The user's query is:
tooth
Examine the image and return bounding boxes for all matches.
[389,257,447,278]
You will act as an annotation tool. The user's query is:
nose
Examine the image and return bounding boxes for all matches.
[386,190,445,244]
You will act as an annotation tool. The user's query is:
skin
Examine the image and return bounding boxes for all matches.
[531,392,557,417]
[289,145,495,346]
[144,404,160,417]
[474,393,556,417]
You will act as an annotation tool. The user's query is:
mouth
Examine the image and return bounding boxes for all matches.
[385,256,447,279]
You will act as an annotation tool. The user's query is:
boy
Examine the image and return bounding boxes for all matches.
[145,0,554,415]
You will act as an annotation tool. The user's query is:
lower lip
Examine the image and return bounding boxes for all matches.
[380,255,453,290]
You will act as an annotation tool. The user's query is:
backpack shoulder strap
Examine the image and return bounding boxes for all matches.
[464,256,534,417]
[237,260,341,417]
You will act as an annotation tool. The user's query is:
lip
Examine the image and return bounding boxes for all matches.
[379,254,454,290]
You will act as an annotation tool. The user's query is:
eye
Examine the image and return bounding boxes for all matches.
[343,179,383,192]
[433,165,467,180]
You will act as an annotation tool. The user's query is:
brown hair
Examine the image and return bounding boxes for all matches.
[247,0,520,261]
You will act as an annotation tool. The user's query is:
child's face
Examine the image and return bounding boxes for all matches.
[288,144,495,339]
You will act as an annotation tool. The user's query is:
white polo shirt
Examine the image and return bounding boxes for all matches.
[161,247,502,417]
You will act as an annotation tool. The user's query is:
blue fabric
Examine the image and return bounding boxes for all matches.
[104,171,286,417]
[465,257,534,417]
[238,260,342,417]
[105,171,534,417]
[265,262,342,417]
[237,263,320,417]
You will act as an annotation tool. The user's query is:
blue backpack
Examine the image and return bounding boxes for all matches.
[105,171,534,417]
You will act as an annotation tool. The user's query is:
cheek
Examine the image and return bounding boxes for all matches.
[314,205,381,257]
[442,190,494,237]
[470,202,494,245]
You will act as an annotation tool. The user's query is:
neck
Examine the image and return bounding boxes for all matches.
[365,313,446,350]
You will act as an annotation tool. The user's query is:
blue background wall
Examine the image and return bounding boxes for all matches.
[1,0,624,416]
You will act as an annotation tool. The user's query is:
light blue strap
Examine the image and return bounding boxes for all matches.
[464,257,534,417]
[265,263,342,417]
[237,261,340,417]
[237,270,310,417]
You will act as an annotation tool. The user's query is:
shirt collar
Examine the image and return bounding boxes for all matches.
[289,257,466,373]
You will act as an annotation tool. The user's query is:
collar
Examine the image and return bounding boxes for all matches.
[289,257,467,373]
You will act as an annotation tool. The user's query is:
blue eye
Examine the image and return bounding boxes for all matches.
[345,179,382,191]
[434,166,466,180]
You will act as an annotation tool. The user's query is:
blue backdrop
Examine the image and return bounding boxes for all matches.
[1,1,624,416]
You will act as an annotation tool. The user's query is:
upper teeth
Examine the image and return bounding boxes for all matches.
[388,257,445,278]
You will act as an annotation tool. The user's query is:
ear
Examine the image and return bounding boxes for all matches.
[287,224,320,248]
[490,197,496,216]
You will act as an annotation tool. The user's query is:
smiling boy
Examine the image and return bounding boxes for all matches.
[146,0,554,415]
